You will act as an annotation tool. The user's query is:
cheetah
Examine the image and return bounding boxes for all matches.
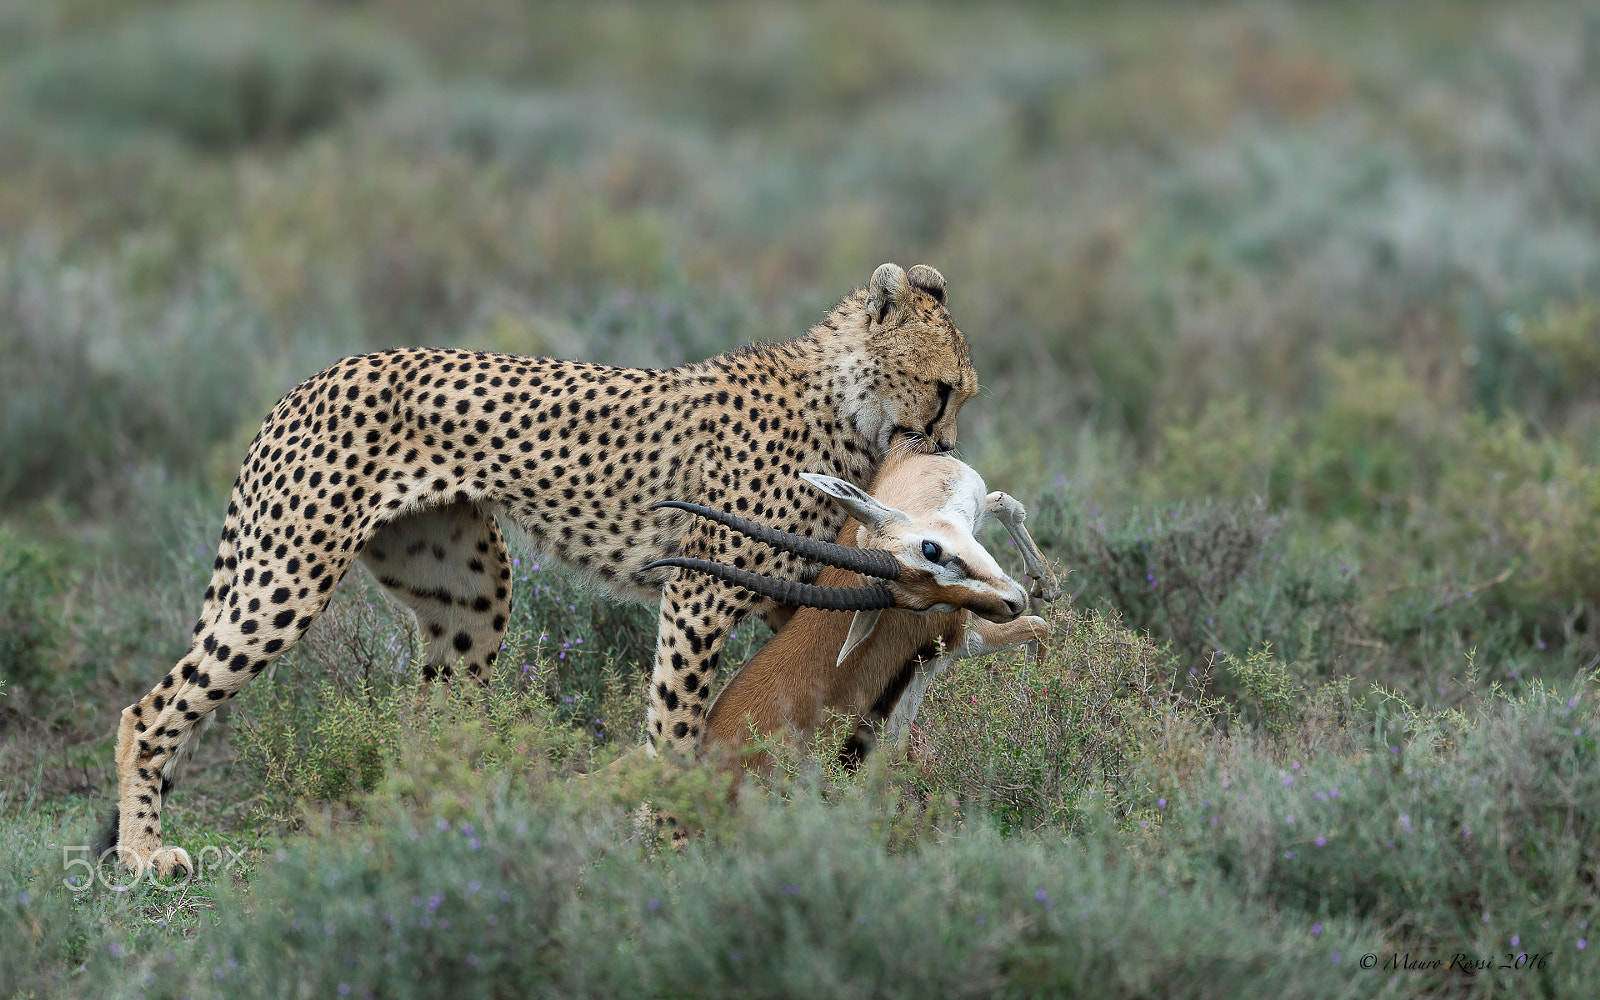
[99,262,977,875]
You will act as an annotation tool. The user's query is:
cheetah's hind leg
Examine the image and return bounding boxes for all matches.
[360,502,513,684]
[103,543,359,876]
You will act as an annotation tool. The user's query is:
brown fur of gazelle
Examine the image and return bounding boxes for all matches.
[689,449,1061,780]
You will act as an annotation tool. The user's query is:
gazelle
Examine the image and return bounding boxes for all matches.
[645,443,1060,779]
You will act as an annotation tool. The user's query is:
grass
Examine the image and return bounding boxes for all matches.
[3,0,1600,995]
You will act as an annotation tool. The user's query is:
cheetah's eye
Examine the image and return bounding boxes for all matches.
[922,540,943,563]
[935,380,953,402]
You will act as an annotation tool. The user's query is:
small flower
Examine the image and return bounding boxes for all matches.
[1210,816,1219,826]
[1511,935,1519,947]
[1482,913,1490,924]
[466,954,479,968]
[975,914,987,926]
[1579,939,1588,950]
[339,985,351,996]
[1284,851,1295,860]
[647,898,659,911]
[1157,797,1166,809]
[468,838,482,851]
[1315,836,1326,847]
[17,891,30,905]
[1331,952,1341,964]
[1311,923,1323,936]
[1035,889,1049,903]
[1291,761,1300,771]
[109,943,124,957]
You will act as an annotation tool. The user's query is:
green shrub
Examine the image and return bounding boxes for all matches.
[1158,682,1600,993]
[910,606,1207,834]
[135,785,1389,1000]
[1221,645,1302,736]
[0,247,290,510]
[1034,495,1363,682]
[0,528,73,698]
[17,4,410,151]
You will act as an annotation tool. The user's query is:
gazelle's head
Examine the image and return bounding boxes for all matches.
[795,469,1029,623]
[641,463,1030,625]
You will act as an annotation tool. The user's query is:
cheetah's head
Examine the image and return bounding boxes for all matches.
[845,262,978,457]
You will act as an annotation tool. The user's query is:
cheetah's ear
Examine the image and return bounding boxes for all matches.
[866,262,910,326]
[906,264,947,306]
[800,472,910,530]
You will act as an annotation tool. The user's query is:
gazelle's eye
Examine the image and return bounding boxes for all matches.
[922,540,942,563]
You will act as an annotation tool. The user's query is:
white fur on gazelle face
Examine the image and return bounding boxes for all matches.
[798,468,1030,624]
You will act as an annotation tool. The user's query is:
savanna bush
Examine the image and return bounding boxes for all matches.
[17,4,410,151]
[135,785,1389,1000]
[1158,682,1600,993]
[910,606,1212,834]
[0,529,73,701]
[1032,494,1362,686]
[0,247,288,510]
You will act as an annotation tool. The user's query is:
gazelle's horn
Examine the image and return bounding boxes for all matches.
[643,558,897,612]
[650,501,901,580]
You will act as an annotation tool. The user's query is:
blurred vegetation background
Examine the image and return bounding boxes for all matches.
[2,1,1598,995]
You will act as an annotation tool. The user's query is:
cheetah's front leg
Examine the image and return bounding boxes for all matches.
[646,573,767,755]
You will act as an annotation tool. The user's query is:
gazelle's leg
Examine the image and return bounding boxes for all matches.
[881,614,1049,743]
[983,492,1061,601]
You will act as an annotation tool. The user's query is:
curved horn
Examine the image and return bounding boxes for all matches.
[650,501,901,580]
[643,558,897,612]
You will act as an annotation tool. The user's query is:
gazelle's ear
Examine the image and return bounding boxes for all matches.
[799,473,910,530]
[837,609,883,668]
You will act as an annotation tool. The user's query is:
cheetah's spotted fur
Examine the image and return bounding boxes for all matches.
[101,262,977,875]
